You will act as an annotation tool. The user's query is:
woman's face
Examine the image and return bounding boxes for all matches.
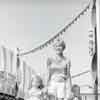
[54,45,64,54]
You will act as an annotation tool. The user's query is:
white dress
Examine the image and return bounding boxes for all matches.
[26,87,42,100]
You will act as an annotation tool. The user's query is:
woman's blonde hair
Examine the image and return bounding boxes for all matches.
[53,38,66,50]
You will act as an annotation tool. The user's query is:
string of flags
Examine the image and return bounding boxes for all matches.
[19,2,90,56]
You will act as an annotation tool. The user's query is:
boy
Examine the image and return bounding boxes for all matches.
[68,84,82,100]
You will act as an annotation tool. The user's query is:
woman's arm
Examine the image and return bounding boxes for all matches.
[64,59,71,79]
[67,60,71,76]
[67,59,72,94]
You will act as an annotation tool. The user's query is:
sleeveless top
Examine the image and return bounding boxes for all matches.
[48,58,70,82]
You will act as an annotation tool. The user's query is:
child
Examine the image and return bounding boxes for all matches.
[68,84,82,100]
[26,75,44,100]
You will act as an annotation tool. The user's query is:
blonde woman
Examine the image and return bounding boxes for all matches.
[47,38,72,100]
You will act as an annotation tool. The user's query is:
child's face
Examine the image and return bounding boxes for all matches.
[32,77,40,88]
[73,87,80,96]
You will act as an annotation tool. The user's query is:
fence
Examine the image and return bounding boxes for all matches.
[81,93,100,100]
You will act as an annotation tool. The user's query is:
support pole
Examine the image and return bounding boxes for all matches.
[90,0,98,100]
[96,0,100,94]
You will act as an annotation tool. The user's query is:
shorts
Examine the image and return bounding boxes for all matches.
[48,77,72,99]
[48,81,65,98]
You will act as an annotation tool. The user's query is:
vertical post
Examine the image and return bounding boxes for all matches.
[94,27,98,100]
[85,95,87,100]
[9,50,13,74]
[96,0,100,95]
[1,46,7,72]
[91,0,98,100]
[23,61,26,99]
[16,48,20,84]
[90,0,98,100]
[16,48,20,97]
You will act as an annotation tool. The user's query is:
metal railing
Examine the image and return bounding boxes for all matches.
[81,93,100,100]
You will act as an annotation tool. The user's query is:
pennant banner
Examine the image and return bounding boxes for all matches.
[17,60,24,98]
[1,46,7,71]
[22,61,26,96]
[8,50,14,73]
[17,60,36,98]
[22,61,31,97]
[19,2,90,56]
[0,46,16,75]
[28,66,32,90]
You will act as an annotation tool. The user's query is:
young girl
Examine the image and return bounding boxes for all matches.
[26,75,44,100]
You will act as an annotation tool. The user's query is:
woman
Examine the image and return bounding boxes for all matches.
[47,38,72,100]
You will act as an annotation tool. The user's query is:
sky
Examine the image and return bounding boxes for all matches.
[0,0,100,93]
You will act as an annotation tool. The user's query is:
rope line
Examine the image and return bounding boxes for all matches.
[72,70,90,78]
[19,2,90,56]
